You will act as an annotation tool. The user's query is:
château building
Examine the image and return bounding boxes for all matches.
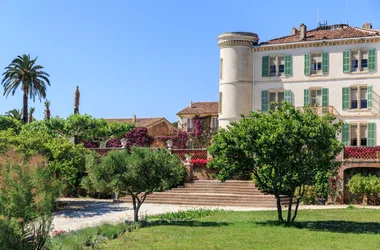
[217,22,380,202]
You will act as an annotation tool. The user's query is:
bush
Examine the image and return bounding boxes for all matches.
[0,151,61,250]
[295,186,317,205]
[347,174,380,205]
[49,222,139,249]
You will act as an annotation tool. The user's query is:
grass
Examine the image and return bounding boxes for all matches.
[102,207,380,250]
[49,222,141,249]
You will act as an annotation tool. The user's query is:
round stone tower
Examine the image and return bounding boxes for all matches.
[217,32,259,128]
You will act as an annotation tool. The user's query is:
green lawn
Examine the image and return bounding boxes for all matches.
[103,208,380,250]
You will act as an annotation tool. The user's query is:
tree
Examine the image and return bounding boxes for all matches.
[64,114,135,147]
[5,109,22,121]
[28,107,35,123]
[208,102,343,224]
[83,148,185,222]
[44,100,51,120]
[1,54,50,124]
[0,115,22,133]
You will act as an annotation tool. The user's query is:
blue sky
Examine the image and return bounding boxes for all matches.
[0,0,379,122]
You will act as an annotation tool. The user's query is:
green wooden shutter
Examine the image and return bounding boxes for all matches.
[368,123,376,146]
[284,90,292,104]
[262,56,269,77]
[285,55,292,77]
[368,48,376,71]
[343,50,351,73]
[322,52,329,74]
[342,123,350,146]
[261,90,268,112]
[304,89,310,105]
[367,85,373,109]
[322,88,329,106]
[304,53,311,75]
[342,87,350,110]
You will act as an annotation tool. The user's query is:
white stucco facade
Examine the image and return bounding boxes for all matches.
[218,24,380,146]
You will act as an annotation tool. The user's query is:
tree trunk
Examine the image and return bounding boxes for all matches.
[274,191,283,222]
[22,92,28,124]
[132,195,140,222]
[286,190,294,225]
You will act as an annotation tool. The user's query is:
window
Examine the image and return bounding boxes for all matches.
[263,55,292,77]
[269,55,284,76]
[350,123,368,146]
[345,49,371,72]
[211,117,218,132]
[311,53,322,74]
[350,86,367,109]
[269,57,276,76]
[351,51,359,72]
[310,89,322,106]
[187,118,193,132]
[218,92,222,113]
[350,124,358,146]
[269,90,284,110]
[219,58,223,79]
[187,140,193,149]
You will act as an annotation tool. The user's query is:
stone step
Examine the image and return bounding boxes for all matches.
[167,188,263,193]
[141,200,289,207]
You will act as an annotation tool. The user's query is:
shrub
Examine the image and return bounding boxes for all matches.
[295,186,317,205]
[0,151,61,250]
[347,174,380,205]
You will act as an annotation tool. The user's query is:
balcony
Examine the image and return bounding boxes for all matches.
[344,147,380,161]
[297,106,340,117]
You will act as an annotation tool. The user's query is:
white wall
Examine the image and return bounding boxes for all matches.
[252,42,380,145]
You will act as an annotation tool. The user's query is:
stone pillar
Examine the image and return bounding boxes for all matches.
[184,162,193,183]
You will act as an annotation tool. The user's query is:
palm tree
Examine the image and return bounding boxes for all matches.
[5,108,23,121]
[28,107,35,123]
[44,100,51,120]
[1,54,50,124]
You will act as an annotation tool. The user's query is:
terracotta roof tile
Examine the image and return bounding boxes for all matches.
[177,102,218,115]
[261,24,380,45]
[105,118,164,127]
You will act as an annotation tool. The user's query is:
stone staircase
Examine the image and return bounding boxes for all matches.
[124,180,290,207]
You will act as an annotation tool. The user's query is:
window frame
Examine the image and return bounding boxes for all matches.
[267,55,285,77]
[349,122,368,147]
[350,48,369,72]
[309,87,322,107]
[268,89,285,110]
[349,85,368,110]
[310,52,323,75]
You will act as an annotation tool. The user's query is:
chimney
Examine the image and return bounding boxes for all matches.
[299,23,307,40]
[189,101,193,108]
[291,27,299,36]
[362,22,373,29]
[133,114,136,122]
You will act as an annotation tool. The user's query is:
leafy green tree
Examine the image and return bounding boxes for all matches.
[1,54,50,124]
[0,115,22,133]
[208,102,343,224]
[5,108,22,121]
[64,114,135,147]
[83,148,185,222]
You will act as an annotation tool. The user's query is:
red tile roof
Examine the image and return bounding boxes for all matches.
[106,118,165,127]
[177,102,218,115]
[261,24,380,45]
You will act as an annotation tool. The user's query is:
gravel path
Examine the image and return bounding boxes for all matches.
[52,198,379,232]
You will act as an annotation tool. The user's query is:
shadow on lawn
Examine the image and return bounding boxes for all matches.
[256,220,380,234]
[148,220,229,228]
